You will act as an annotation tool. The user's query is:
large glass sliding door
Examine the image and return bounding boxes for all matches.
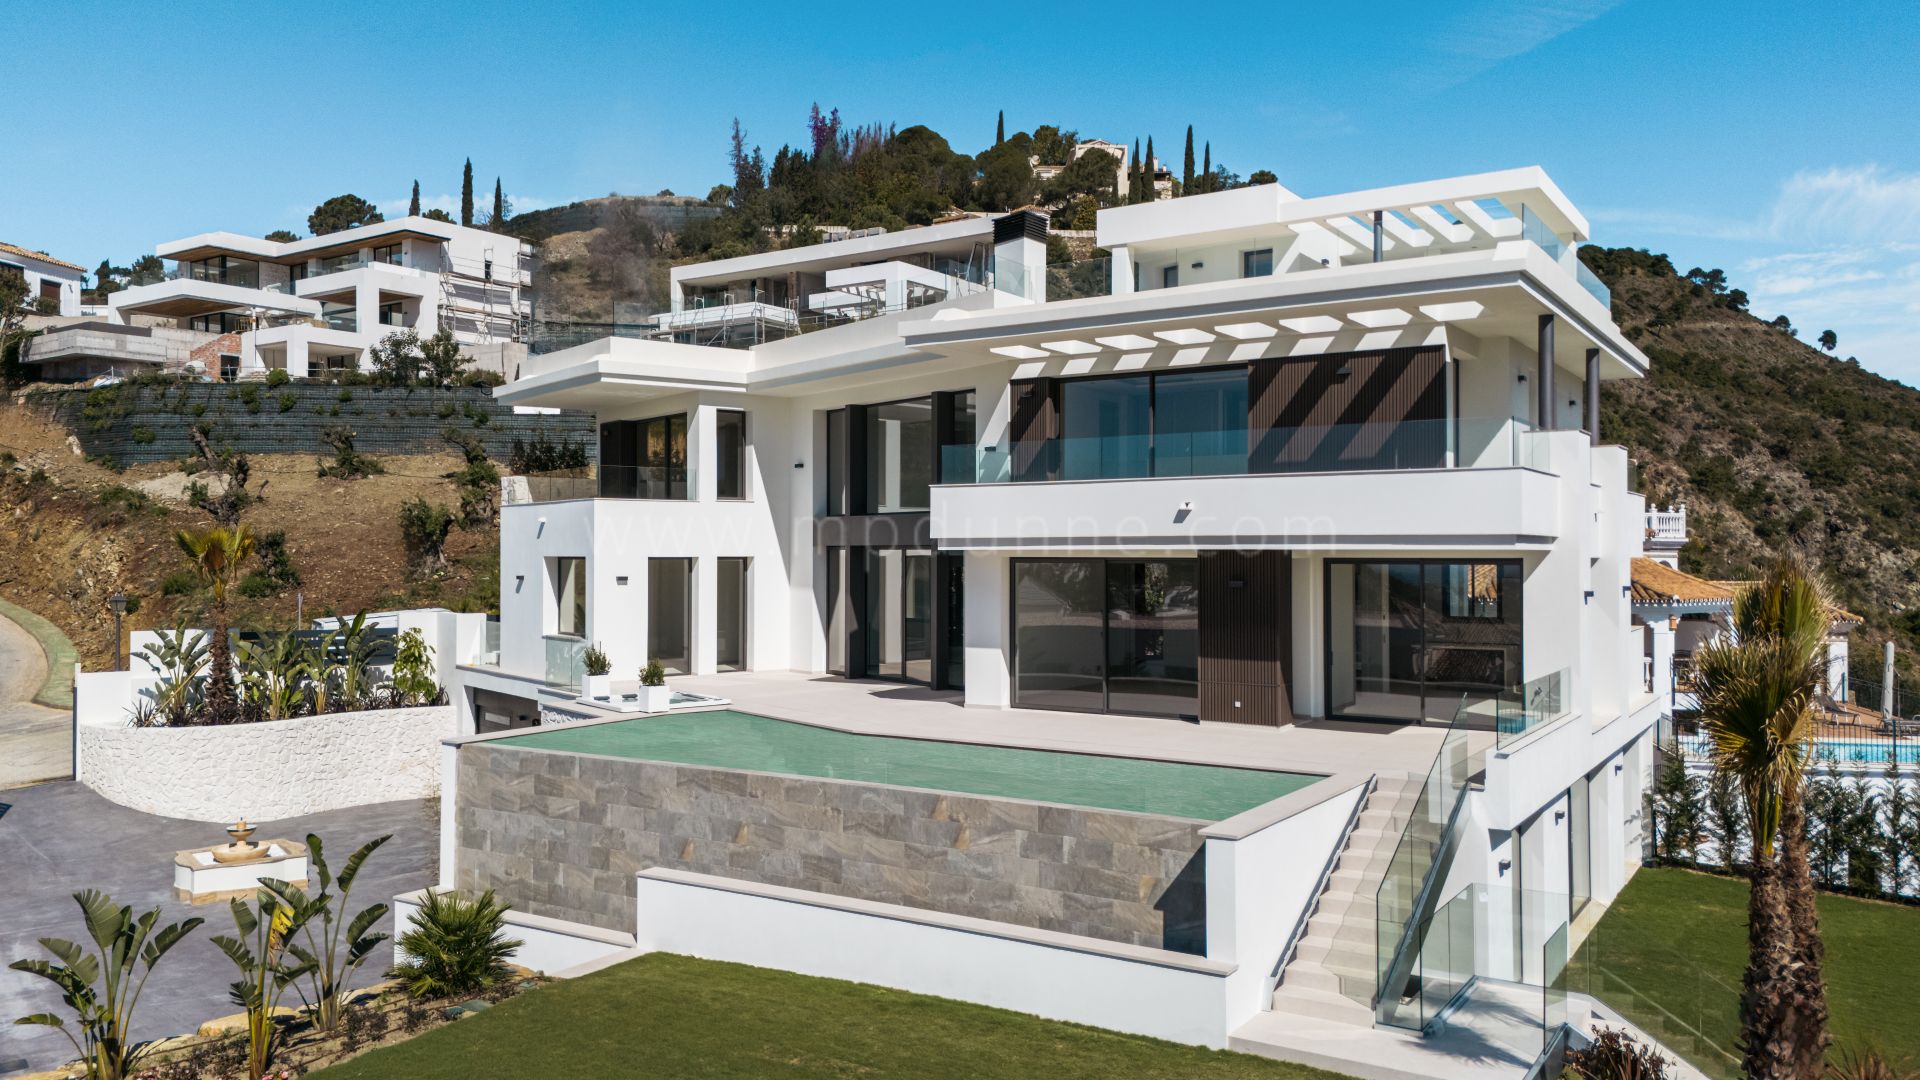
[1013,558,1199,719]
[1326,559,1521,724]
[865,549,934,684]
[648,558,692,674]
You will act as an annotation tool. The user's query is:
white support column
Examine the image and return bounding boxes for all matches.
[1110,245,1134,295]
[963,552,1009,707]
[691,402,719,504]
[287,337,310,379]
[355,281,379,344]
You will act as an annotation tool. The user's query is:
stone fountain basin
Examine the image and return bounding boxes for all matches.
[173,837,309,903]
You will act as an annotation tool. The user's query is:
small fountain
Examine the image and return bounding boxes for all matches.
[173,820,309,903]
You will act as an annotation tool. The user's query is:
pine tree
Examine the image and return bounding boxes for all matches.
[460,159,474,227]
[408,180,421,216]
[491,178,505,229]
[1182,126,1195,193]
[996,110,1004,145]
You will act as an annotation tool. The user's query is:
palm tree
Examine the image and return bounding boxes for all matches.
[1693,555,1831,1078]
[175,525,255,724]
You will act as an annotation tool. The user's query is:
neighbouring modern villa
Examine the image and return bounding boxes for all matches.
[435,168,1666,1074]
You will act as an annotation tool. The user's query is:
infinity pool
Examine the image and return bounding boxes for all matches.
[501,710,1318,821]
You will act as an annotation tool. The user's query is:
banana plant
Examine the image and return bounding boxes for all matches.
[132,619,208,725]
[9,890,204,1080]
[319,611,380,712]
[210,884,323,1080]
[237,631,312,722]
[285,833,391,1032]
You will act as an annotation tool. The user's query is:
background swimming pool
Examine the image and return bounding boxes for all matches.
[502,710,1318,821]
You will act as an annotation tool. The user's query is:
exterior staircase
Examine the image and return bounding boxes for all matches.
[1268,771,1425,1027]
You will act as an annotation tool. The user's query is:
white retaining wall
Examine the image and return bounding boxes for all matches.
[393,888,637,977]
[76,702,454,821]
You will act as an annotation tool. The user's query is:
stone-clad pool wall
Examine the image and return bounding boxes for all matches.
[453,742,1211,952]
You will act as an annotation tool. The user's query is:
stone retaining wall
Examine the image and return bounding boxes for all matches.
[454,742,1210,952]
[78,706,454,822]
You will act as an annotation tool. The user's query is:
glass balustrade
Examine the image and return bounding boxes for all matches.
[939,417,1555,485]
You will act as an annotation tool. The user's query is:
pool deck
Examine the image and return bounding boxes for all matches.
[638,672,1450,778]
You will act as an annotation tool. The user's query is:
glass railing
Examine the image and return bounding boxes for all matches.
[941,417,1555,485]
[1573,258,1612,309]
[316,257,369,276]
[1045,257,1112,301]
[1522,205,1611,309]
[544,635,585,691]
[520,465,689,502]
[322,313,357,333]
[1375,694,1489,1029]
[1559,908,1742,1078]
[1496,668,1573,747]
[1384,882,1574,1055]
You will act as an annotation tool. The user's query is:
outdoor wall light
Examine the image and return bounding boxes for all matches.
[1555,809,1567,824]
[1517,373,1528,383]
[1615,762,1625,775]
[794,461,805,469]
[1498,858,1512,876]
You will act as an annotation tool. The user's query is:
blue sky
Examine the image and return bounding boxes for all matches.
[7,1,1919,379]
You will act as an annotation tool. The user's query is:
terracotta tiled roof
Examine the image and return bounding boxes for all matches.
[0,241,85,274]
[1631,557,1735,606]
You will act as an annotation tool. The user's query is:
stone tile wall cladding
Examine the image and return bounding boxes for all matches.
[455,743,1212,953]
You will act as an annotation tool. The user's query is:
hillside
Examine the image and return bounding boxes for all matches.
[0,401,498,669]
[1588,247,1920,684]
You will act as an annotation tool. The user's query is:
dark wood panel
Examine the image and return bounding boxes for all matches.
[1198,551,1293,726]
[1008,377,1056,482]
[1248,347,1446,473]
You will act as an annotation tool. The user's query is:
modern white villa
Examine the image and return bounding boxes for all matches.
[1,240,86,317]
[441,168,1671,1076]
[23,217,531,382]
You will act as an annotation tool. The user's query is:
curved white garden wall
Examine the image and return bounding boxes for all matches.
[78,706,454,822]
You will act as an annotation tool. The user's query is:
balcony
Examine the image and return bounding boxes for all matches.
[1645,504,1686,544]
[930,419,1569,551]
[502,465,689,504]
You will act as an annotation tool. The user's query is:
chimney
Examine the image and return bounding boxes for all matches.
[993,209,1049,302]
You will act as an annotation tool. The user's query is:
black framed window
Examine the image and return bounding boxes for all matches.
[1012,558,1198,719]
[716,409,748,500]
[600,413,688,499]
[1242,249,1274,277]
[648,558,692,674]
[1325,559,1522,725]
[1056,365,1247,481]
[866,398,934,513]
[717,557,748,671]
[1162,264,1179,288]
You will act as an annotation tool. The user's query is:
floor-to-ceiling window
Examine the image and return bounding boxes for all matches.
[551,557,586,638]
[1326,559,1522,725]
[716,410,748,500]
[601,414,688,499]
[825,549,848,676]
[864,549,933,683]
[1012,558,1199,719]
[865,399,933,512]
[716,557,748,672]
[648,558,692,674]
[1057,367,1248,481]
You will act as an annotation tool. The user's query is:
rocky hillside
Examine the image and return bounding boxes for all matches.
[0,401,498,669]
[1588,247,1920,684]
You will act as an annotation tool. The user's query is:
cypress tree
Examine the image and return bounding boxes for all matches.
[1182,126,1195,193]
[408,180,421,216]
[492,178,505,228]
[1131,138,1143,203]
[1202,142,1211,192]
[1144,135,1156,199]
[996,110,1004,145]
[460,159,474,226]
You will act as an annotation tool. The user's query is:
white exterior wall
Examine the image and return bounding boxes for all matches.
[4,251,86,316]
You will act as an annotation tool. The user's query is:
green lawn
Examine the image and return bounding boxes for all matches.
[1570,866,1918,1076]
[312,952,1349,1080]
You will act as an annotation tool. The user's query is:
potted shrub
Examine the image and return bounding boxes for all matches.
[579,643,611,701]
[637,658,671,712]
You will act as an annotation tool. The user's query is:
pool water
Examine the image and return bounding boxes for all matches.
[1679,735,1919,766]
[500,710,1318,821]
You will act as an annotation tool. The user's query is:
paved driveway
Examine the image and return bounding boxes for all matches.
[0,611,67,790]
[0,784,437,1076]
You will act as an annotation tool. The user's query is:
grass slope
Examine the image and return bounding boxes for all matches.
[1573,866,1917,1071]
[311,953,1348,1080]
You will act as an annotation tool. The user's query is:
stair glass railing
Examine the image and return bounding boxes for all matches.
[1374,694,1490,1028]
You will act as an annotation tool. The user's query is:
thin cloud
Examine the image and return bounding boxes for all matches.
[1407,0,1625,93]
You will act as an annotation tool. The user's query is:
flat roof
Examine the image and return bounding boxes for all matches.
[156,215,490,264]
[670,216,997,287]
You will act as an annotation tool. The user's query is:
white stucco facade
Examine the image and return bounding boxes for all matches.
[1,242,86,317]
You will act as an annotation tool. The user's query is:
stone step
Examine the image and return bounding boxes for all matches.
[1278,963,1349,996]
[1268,985,1377,1027]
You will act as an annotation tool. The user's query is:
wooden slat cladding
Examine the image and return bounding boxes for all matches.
[1198,551,1293,726]
[1247,347,1446,473]
[1007,377,1057,482]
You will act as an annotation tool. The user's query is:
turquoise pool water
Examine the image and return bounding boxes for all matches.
[500,710,1318,821]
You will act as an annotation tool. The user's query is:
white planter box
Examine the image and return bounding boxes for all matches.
[580,673,611,701]
[637,684,672,713]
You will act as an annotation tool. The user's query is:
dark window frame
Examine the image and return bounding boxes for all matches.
[1007,555,1201,720]
[715,408,749,501]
